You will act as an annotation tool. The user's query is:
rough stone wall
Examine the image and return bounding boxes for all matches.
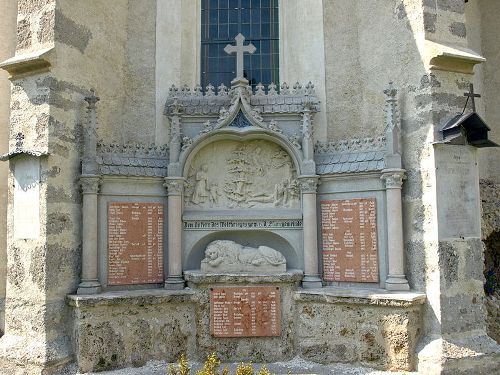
[0,1,130,374]
[296,299,422,371]
[480,179,500,343]
[16,0,55,53]
[0,0,18,337]
[465,0,500,346]
[468,0,500,183]
[70,289,424,373]
[71,293,196,373]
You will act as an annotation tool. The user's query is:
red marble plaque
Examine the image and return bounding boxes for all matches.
[108,202,164,285]
[210,286,281,337]
[320,198,378,283]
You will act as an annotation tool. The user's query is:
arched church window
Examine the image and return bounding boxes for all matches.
[201,0,279,89]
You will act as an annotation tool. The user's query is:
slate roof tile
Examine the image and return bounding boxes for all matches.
[349,162,359,172]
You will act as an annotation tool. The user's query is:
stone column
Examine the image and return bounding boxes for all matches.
[299,175,322,289]
[77,175,102,294]
[381,169,410,290]
[164,177,185,289]
[0,0,17,334]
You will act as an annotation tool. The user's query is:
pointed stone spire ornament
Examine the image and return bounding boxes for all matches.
[82,89,100,175]
[383,82,402,164]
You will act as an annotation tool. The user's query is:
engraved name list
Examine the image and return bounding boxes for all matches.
[321,198,378,283]
[108,202,164,285]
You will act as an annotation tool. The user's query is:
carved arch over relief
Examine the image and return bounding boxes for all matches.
[212,85,266,130]
[182,137,302,210]
[179,130,305,178]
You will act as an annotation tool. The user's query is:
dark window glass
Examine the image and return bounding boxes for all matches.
[201,0,279,90]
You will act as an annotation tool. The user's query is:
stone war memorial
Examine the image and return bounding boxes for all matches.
[0,1,499,374]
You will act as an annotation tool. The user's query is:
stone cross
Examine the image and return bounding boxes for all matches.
[464,83,481,112]
[224,33,256,80]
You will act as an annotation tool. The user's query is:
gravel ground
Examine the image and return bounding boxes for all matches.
[78,357,416,375]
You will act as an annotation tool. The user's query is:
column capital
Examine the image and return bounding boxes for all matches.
[298,175,320,193]
[163,177,184,196]
[381,168,406,189]
[80,174,101,194]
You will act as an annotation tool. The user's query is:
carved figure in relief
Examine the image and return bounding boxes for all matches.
[209,184,221,207]
[201,240,286,273]
[191,164,210,204]
[185,140,300,209]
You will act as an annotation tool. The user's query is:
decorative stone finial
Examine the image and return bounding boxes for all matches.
[384,82,400,131]
[82,89,100,175]
[84,88,100,109]
[384,82,402,168]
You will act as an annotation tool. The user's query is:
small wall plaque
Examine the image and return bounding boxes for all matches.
[210,286,281,337]
[321,198,378,283]
[107,202,164,285]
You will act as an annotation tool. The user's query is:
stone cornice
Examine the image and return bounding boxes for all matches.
[426,41,485,74]
[0,47,54,79]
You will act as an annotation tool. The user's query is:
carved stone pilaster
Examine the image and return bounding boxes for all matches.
[299,174,322,289]
[78,173,101,295]
[80,175,100,194]
[298,176,319,194]
[381,169,406,189]
[381,168,409,291]
[163,177,184,196]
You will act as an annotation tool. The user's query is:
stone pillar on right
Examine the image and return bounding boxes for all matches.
[299,175,322,289]
[381,169,410,291]
[164,177,185,290]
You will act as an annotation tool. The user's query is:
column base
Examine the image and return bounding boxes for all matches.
[164,276,185,290]
[76,280,101,295]
[385,275,410,291]
[302,275,323,289]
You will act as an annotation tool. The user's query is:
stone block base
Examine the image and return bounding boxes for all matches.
[68,276,426,373]
[417,335,500,375]
[0,334,74,375]
[68,290,197,373]
[295,289,425,371]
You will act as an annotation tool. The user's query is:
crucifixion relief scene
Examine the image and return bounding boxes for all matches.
[0,1,499,374]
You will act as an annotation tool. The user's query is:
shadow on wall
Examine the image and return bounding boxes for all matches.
[185,230,299,271]
[484,230,500,296]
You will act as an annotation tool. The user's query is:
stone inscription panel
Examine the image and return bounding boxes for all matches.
[435,145,480,239]
[210,286,281,337]
[321,198,378,283]
[108,202,164,285]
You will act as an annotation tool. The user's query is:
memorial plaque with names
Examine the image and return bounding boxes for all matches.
[321,198,378,283]
[210,286,281,337]
[108,202,164,285]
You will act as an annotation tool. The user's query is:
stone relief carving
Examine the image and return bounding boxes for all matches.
[200,240,286,273]
[185,140,299,209]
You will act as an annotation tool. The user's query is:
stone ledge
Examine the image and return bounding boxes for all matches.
[184,269,304,285]
[67,289,195,308]
[0,47,53,79]
[183,209,303,221]
[426,40,485,74]
[295,287,426,307]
